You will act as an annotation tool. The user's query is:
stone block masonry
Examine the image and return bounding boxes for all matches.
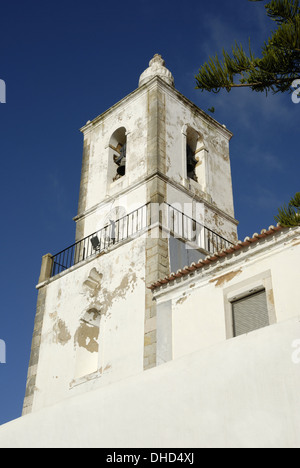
[22,287,47,415]
[144,228,170,370]
[75,138,91,243]
[143,77,169,370]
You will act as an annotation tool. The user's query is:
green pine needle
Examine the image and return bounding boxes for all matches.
[195,0,300,95]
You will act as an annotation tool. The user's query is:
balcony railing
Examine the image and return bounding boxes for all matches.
[50,202,234,278]
[165,203,233,254]
[51,204,150,277]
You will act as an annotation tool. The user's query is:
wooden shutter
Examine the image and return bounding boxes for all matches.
[232,290,269,337]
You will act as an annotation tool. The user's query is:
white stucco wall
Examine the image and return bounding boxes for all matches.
[166,183,237,244]
[78,78,237,243]
[1,316,299,448]
[10,58,299,448]
[81,88,149,214]
[28,74,239,414]
[164,87,235,219]
[155,227,300,362]
[31,235,147,413]
[81,183,148,238]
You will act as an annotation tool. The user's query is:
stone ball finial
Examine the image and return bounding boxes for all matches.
[139,54,175,88]
[149,54,165,67]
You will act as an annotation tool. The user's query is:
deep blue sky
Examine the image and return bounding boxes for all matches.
[0,0,298,426]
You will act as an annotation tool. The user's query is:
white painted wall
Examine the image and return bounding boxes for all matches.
[166,183,237,244]
[24,67,240,423]
[164,88,234,218]
[78,78,237,243]
[29,77,239,415]
[81,87,149,215]
[81,183,148,238]
[31,236,147,413]
[1,317,299,448]
[155,227,300,363]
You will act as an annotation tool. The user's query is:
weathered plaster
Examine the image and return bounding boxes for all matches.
[210,268,243,287]
[75,321,99,353]
[25,56,239,414]
[52,315,71,346]
[154,227,300,362]
[22,287,48,415]
[25,236,146,414]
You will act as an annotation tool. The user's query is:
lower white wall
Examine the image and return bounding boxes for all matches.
[1,317,300,448]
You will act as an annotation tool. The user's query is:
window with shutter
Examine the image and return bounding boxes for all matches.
[232,289,269,337]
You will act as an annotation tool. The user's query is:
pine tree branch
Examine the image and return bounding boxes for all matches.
[226,77,297,88]
[195,0,300,95]
[275,192,300,227]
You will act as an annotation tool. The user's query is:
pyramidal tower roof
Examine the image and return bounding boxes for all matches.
[139,54,175,88]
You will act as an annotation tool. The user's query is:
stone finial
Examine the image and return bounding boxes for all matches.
[139,54,175,88]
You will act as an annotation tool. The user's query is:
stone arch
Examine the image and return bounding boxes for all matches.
[108,126,127,183]
[182,125,207,188]
[186,126,203,181]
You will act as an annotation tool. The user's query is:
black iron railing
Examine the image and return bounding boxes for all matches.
[51,204,150,277]
[165,203,233,254]
[50,202,234,278]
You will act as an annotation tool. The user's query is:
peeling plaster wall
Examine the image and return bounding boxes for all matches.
[80,87,149,217]
[155,229,300,362]
[77,78,237,243]
[30,236,146,413]
[27,77,240,414]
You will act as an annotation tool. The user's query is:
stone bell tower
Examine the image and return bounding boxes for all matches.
[23,54,238,415]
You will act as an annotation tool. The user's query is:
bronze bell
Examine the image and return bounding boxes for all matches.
[187,161,195,174]
[117,158,126,176]
[186,145,197,172]
[115,142,126,176]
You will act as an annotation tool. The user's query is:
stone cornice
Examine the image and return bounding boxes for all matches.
[80,76,233,141]
[73,170,238,227]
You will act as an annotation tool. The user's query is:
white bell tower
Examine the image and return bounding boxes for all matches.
[23,55,238,415]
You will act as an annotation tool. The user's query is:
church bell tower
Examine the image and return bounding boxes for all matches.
[23,54,238,415]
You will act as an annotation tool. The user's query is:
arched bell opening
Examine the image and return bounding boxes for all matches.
[108,127,127,182]
[186,127,202,182]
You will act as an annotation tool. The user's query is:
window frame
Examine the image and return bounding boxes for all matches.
[231,289,269,337]
[223,270,277,339]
